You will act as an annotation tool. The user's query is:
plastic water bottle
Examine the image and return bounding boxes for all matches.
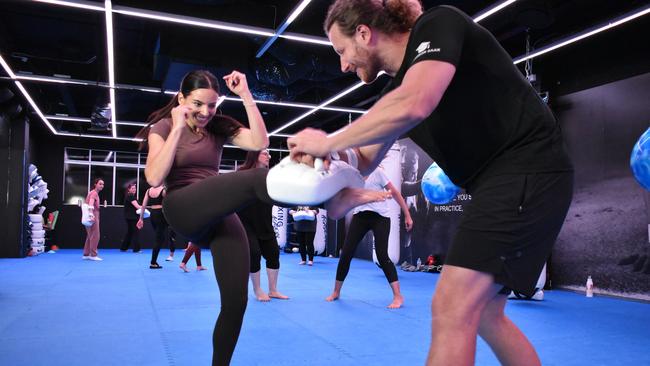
[416,257,422,270]
[586,276,594,297]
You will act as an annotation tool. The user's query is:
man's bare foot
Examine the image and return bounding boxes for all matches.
[255,289,271,302]
[325,188,392,220]
[196,266,208,271]
[179,263,190,273]
[268,291,289,300]
[387,294,404,309]
[325,292,340,302]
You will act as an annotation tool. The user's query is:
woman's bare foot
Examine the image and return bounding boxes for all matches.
[255,288,271,302]
[387,294,404,309]
[179,263,189,273]
[196,266,207,271]
[307,260,313,266]
[268,291,289,300]
[298,261,306,265]
[325,188,392,220]
[325,291,340,302]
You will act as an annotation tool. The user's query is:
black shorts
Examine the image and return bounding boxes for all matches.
[446,171,573,297]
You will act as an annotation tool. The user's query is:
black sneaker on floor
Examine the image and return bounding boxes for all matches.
[149,263,162,269]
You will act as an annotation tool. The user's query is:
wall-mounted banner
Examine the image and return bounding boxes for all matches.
[272,206,288,248]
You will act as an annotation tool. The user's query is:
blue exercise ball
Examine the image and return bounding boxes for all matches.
[631,127,650,191]
[421,162,460,204]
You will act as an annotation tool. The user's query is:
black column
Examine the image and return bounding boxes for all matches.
[0,86,30,258]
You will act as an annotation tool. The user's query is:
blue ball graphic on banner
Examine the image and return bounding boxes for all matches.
[421,163,460,204]
[631,126,650,191]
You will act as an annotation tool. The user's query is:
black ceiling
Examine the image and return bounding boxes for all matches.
[1,0,649,161]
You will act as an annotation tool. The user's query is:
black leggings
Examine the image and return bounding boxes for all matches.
[296,231,316,261]
[336,211,397,283]
[150,209,176,264]
[120,219,140,252]
[243,224,280,273]
[163,168,281,366]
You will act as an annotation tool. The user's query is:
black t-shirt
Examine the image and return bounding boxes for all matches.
[385,6,572,188]
[123,193,138,220]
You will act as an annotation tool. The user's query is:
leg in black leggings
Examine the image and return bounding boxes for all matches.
[163,168,386,362]
[368,214,397,283]
[169,229,177,253]
[297,232,307,262]
[335,211,395,282]
[120,219,140,252]
[207,214,249,366]
[305,232,316,262]
[150,209,167,265]
[329,211,402,308]
[335,213,372,282]
[297,232,315,262]
[258,236,280,270]
[258,236,288,298]
[162,169,274,365]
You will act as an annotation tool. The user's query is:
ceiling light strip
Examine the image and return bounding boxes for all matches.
[16,74,100,86]
[10,74,364,112]
[112,6,275,37]
[473,0,518,22]
[224,144,289,152]
[14,82,58,134]
[105,0,117,137]
[47,115,148,126]
[222,96,365,114]
[56,132,289,150]
[47,114,293,134]
[256,0,313,58]
[270,80,366,135]
[32,0,104,11]
[1,54,58,134]
[58,132,141,141]
[0,54,17,78]
[514,4,650,64]
[278,33,332,46]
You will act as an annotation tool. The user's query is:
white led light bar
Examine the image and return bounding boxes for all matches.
[473,0,518,23]
[514,4,650,64]
[105,0,117,137]
[58,132,142,141]
[0,54,17,78]
[47,115,147,126]
[224,144,288,152]
[257,0,313,58]
[112,6,275,37]
[270,80,367,135]
[1,54,58,133]
[15,81,58,134]
[278,33,332,46]
[222,97,365,114]
[33,0,104,11]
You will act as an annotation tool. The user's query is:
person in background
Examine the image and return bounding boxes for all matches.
[83,178,104,261]
[138,185,176,269]
[325,166,413,309]
[290,206,320,266]
[237,149,289,301]
[120,183,143,253]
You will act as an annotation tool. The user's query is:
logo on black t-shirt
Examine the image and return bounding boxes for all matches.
[414,41,441,61]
